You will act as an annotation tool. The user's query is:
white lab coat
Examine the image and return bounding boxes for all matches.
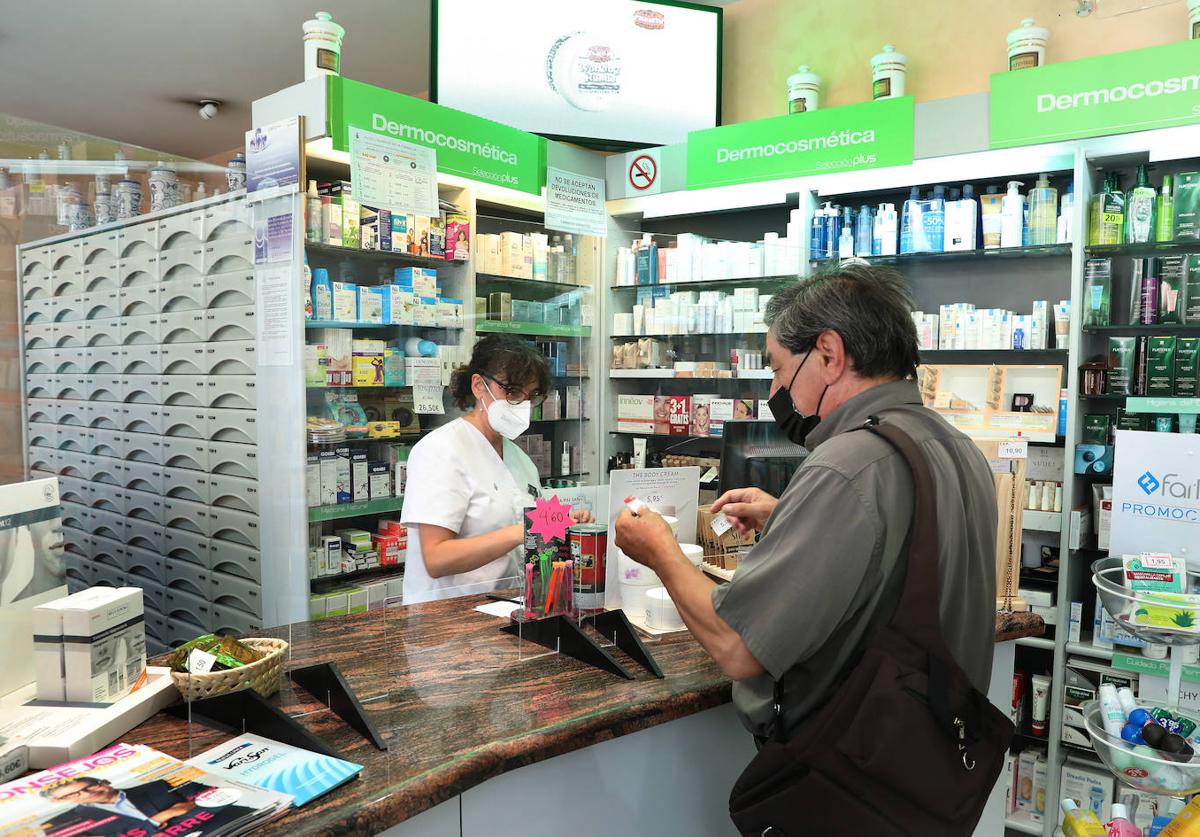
[400,418,541,604]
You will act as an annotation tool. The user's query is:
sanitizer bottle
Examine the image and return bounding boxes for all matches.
[1001,180,1025,248]
[1027,173,1058,246]
[854,205,874,256]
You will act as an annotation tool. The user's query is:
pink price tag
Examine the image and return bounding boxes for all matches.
[526,495,573,542]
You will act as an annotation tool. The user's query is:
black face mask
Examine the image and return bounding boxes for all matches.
[769,350,828,447]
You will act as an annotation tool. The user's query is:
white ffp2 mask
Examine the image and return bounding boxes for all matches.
[484,385,532,440]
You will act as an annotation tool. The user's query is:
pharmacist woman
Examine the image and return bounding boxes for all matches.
[401,335,590,604]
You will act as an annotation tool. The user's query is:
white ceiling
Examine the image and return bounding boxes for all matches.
[0,1,432,160]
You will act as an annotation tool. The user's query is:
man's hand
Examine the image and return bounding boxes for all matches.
[152,801,196,824]
[614,509,678,573]
[570,507,594,525]
[710,487,778,534]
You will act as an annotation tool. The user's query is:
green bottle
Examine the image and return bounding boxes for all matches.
[1125,163,1157,244]
[1089,174,1125,246]
[1157,174,1175,242]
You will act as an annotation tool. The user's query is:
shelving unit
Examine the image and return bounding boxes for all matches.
[307,496,405,523]
[475,320,590,338]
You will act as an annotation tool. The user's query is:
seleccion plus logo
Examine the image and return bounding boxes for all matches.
[1139,471,1161,495]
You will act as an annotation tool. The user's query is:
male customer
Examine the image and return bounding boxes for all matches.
[615,263,998,809]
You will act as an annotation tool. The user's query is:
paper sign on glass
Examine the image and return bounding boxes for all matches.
[545,167,607,238]
[349,126,438,218]
[412,384,445,414]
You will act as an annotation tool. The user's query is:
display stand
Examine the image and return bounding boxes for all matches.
[169,688,341,759]
[290,661,387,750]
[502,611,662,680]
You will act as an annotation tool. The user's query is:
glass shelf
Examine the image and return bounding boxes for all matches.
[812,244,1071,267]
[1079,393,1129,401]
[610,275,797,292]
[308,495,405,523]
[310,563,405,589]
[476,320,590,338]
[1085,240,1200,257]
[305,241,457,269]
[609,369,772,380]
[476,273,590,296]
[1082,324,1200,335]
[610,331,768,340]
[920,349,1068,358]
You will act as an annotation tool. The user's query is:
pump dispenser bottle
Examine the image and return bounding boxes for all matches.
[1028,174,1058,246]
[1001,181,1025,248]
[1158,174,1175,242]
[1125,163,1157,244]
[838,208,855,257]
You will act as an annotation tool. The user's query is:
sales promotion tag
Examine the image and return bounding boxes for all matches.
[710,513,733,537]
[527,495,573,543]
[412,384,445,415]
[999,440,1029,460]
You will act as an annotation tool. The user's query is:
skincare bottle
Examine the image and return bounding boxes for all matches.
[900,187,921,254]
[1028,173,1058,246]
[838,220,854,258]
[810,205,827,261]
[1001,181,1025,248]
[311,267,333,321]
[927,185,947,252]
[1125,163,1158,244]
[1089,173,1125,246]
[854,205,874,256]
[1107,803,1140,837]
[823,203,841,260]
[303,254,313,320]
[306,179,322,242]
[1158,174,1176,242]
[1007,18,1049,70]
[981,186,1004,249]
[561,442,571,476]
[874,203,898,256]
[1058,181,1075,244]
[947,184,978,251]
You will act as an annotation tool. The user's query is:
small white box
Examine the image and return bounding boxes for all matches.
[61,586,146,704]
[1058,762,1113,826]
[306,453,320,507]
[351,451,370,501]
[332,282,357,322]
[318,451,338,507]
[1015,750,1038,815]
[358,286,385,324]
[617,394,654,434]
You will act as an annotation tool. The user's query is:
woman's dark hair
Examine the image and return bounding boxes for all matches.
[764,262,920,379]
[450,334,551,411]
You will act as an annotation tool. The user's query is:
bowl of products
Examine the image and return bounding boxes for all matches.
[1083,690,1200,796]
[1092,555,1200,646]
[168,634,288,702]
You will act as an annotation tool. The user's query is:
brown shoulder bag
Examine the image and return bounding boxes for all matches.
[728,418,1014,837]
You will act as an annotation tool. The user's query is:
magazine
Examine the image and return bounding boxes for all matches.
[0,742,292,836]
[186,734,362,807]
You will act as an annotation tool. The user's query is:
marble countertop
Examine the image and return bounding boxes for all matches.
[124,600,1042,835]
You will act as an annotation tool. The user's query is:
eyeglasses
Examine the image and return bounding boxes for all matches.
[483,375,546,408]
[51,781,106,800]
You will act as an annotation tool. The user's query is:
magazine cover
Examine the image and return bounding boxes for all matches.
[186,734,362,807]
[0,743,292,836]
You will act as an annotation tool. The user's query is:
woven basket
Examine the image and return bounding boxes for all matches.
[170,638,288,702]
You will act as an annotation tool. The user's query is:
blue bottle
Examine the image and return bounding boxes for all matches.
[310,267,333,321]
[810,205,827,261]
[900,187,921,254]
[823,202,840,260]
[855,205,874,256]
[926,185,947,252]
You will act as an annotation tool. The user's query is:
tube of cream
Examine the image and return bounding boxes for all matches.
[1030,673,1050,736]
[632,437,647,469]
[1099,683,1126,737]
[1053,301,1071,349]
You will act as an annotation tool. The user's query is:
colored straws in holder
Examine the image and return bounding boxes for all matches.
[524,557,575,620]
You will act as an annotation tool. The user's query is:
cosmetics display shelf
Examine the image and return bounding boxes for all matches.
[305,320,461,331]
[610,275,797,293]
[1004,815,1042,835]
[610,331,769,340]
[475,273,589,295]
[1023,510,1063,533]
[305,241,454,270]
[1081,325,1200,335]
[307,433,426,449]
[476,320,591,338]
[306,384,415,391]
[609,369,773,380]
[309,563,405,591]
[1078,393,1129,401]
[919,349,1069,359]
[307,495,405,524]
[812,244,1072,268]
[1084,241,1200,258]
[1016,636,1056,651]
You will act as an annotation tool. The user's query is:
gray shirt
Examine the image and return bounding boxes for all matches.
[712,379,997,739]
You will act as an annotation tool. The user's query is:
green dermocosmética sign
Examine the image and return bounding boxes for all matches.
[991,40,1200,148]
[686,97,914,190]
[327,77,546,195]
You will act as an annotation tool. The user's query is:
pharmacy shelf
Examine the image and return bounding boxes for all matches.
[610,275,797,292]
[1126,396,1200,412]
[307,384,413,391]
[1082,324,1200,335]
[812,244,1071,267]
[307,433,425,449]
[611,330,769,340]
[1078,393,1128,401]
[306,241,454,269]
[1023,510,1063,533]
[919,349,1068,359]
[1084,240,1200,258]
[308,496,405,523]
[475,273,589,295]
[1065,639,1114,661]
[310,563,405,590]
[476,320,591,338]
[1016,636,1055,651]
[529,417,590,424]
[1004,815,1042,835]
[306,320,460,330]
[609,369,772,380]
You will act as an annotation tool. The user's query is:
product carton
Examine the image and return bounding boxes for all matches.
[445,213,470,261]
[1174,172,1200,240]
[306,453,320,507]
[654,395,691,436]
[359,205,391,251]
[709,398,735,437]
[333,445,352,504]
[617,394,655,434]
[331,282,357,322]
[59,586,146,704]
[351,450,370,501]
[318,451,338,507]
[1015,750,1039,815]
[1058,762,1113,826]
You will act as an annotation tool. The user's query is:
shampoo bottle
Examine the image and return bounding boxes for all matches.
[1001,181,1025,248]
[854,204,874,256]
[1125,163,1157,244]
[900,187,921,254]
[311,267,333,321]
[1089,174,1125,246]
[1158,174,1175,242]
[1028,173,1058,246]
[1058,181,1075,244]
[875,203,898,256]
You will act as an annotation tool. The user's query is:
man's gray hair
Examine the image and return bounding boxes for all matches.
[764,262,920,379]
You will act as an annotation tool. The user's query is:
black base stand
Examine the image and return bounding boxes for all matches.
[503,614,634,679]
[290,662,387,750]
[168,689,339,758]
[587,609,664,679]
[502,611,662,680]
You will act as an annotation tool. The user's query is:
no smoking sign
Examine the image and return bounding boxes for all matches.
[628,153,659,193]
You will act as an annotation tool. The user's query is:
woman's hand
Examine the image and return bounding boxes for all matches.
[710,487,778,534]
[614,509,678,573]
[570,508,594,525]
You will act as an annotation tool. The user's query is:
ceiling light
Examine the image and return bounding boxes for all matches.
[198,100,221,120]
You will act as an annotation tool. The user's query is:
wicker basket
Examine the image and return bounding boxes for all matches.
[170,638,288,702]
